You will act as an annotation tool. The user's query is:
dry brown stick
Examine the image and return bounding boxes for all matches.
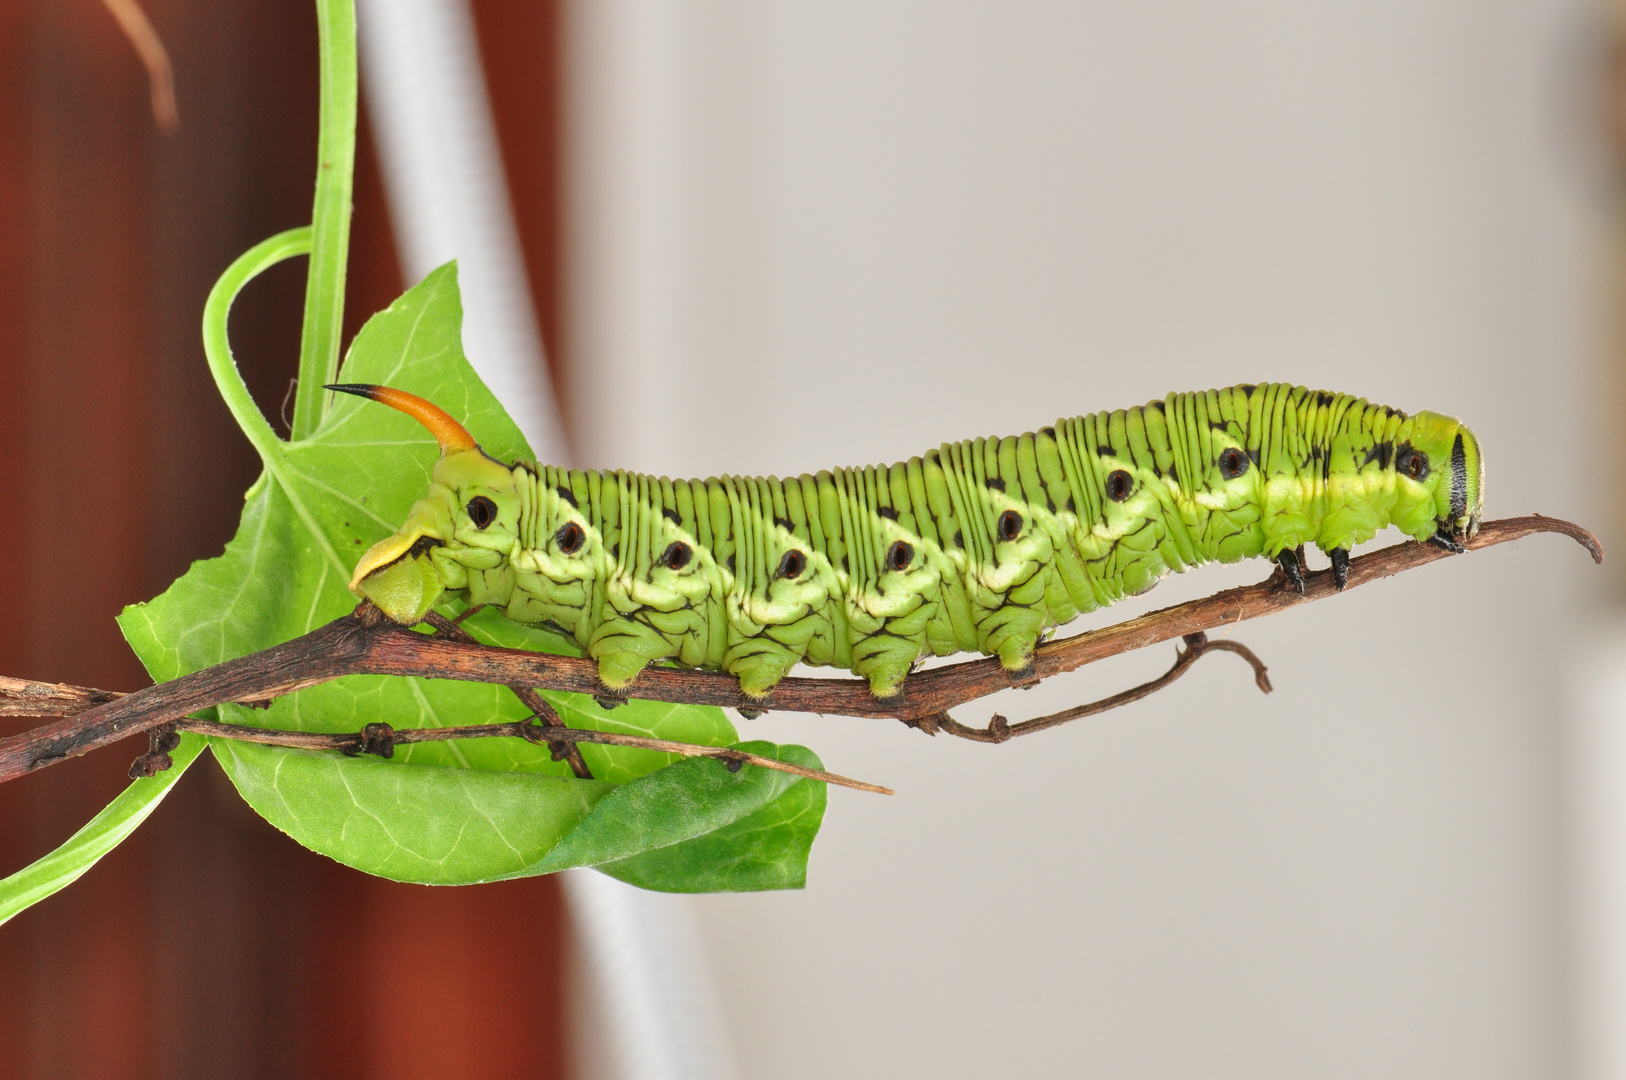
[925,632,1272,743]
[0,677,124,718]
[0,515,1600,785]
[160,716,894,795]
[419,611,594,780]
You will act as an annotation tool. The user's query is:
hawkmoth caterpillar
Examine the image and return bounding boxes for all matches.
[332,382,1483,701]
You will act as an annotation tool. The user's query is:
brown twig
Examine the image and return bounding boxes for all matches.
[0,515,1600,787]
[0,676,124,718]
[141,715,894,795]
[922,632,1272,742]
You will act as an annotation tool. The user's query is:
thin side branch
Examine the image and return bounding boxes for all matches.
[419,611,594,780]
[924,632,1272,743]
[0,515,1600,788]
[0,677,123,718]
[157,716,893,795]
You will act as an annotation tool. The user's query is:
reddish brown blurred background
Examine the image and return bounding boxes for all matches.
[0,1,570,1076]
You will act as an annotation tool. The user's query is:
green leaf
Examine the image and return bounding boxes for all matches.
[0,735,206,925]
[599,761,827,892]
[99,265,821,895]
[532,741,820,874]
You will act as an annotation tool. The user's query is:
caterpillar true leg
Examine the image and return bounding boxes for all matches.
[1276,548,1307,595]
[330,383,1485,702]
[1330,547,1351,590]
[1428,533,1468,554]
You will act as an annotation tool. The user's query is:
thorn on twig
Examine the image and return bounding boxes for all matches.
[903,713,942,736]
[345,722,396,758]
[516,715,574,762]
[127,724,181,778]
[987,714,1011,742]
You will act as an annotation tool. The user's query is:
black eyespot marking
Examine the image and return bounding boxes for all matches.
[1106,470,1133,502]
[997,510,1023,542]
[777,550,807,579]
[1218,448,1249,480]
[467,495,497,529]
[555,521,585,555]
[886,540,914,572]
[660,541,692,570]
[1395,444,1429,482]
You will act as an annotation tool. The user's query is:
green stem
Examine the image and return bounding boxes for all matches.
[291,0,358,440]
[202,228,314,464]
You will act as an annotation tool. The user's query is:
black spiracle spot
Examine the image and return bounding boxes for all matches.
[467,495,497,529]
[997,509,1023,542]
[661,541,693,570]
[1105,470,1133,502]
[555,521,585,555]
[777,550,807,579]
[886,540,914,572]
[1217,447,1249,480]
[1395,445,1429,482]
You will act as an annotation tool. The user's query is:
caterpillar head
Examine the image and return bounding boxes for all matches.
[1396,410,1484,547]
[329,384,519,624]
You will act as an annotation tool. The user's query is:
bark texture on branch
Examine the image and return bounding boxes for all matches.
[0,515,1600,786]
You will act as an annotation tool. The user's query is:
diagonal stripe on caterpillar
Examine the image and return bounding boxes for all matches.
[329,382,1485,701]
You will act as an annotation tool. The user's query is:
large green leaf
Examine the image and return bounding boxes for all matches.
[0,264,826,918]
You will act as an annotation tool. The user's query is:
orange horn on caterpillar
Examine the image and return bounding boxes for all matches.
[324,383,478,454]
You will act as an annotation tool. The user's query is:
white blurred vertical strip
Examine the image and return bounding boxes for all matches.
[1570,634,1626,1080]
[560,0,681,470]
[565,871,739,1080]
[355,0,568,464]
[358,5,736,1079]
[558,3,740,1075]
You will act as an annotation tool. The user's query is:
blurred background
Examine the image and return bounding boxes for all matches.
[1,1,1621,1077]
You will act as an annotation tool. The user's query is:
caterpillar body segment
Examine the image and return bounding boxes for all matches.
[332,383,1484,701]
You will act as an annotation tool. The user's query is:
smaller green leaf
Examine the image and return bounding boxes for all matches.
[0,735,207,925]
[531,741,818,874]
[598,756,827,893]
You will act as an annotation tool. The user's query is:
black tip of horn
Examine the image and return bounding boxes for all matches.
[324,383,383,400]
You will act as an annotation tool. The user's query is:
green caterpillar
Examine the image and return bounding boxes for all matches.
[333,382,1483,701]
